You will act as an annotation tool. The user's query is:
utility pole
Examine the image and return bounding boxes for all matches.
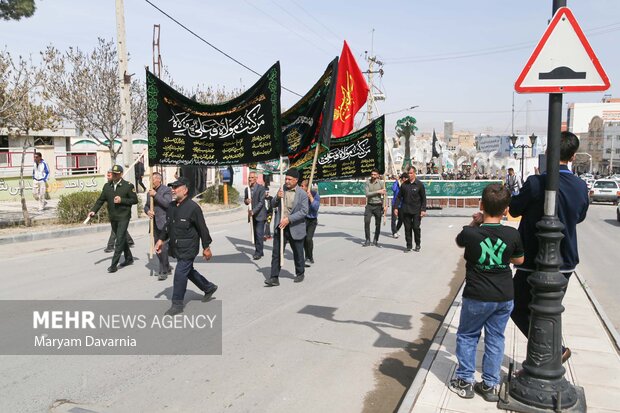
[115,0,133,175]
[364,29,385,125]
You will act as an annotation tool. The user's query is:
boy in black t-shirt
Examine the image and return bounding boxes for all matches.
[449,183,524,402]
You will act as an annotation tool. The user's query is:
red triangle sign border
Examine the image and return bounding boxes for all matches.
[514,7,610,94]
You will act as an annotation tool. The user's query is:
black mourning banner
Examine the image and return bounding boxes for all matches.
[300,115,385,181]
[146,63,281,166]
[281,57,338,167]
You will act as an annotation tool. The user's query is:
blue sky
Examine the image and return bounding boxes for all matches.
[2,0,618,136]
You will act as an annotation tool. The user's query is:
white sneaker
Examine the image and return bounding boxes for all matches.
[393,233,399,239]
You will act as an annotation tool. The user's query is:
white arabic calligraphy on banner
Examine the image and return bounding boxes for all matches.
[318,138,372,165]
[169,104,266,139]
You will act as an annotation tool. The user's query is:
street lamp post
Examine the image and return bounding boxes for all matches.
[510,133,538,183]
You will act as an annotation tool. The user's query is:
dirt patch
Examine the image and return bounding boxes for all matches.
[361,259,465,413]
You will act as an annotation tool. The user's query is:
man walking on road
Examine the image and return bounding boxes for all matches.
[88,165,138,273]
[265,168,308,287]
[32,152,49,211]
[505,168,521,196]
[363,169,386,247]
[155,177,218,315]
[301,179,320,266]
[394,166,427,252]
[104,168,134,252]
[509,131,588,364]
[145,172,173,280]
[391,173,407,238]
[244,171,267,260]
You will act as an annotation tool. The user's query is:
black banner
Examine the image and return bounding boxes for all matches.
[146,63,281,166]
[281,58,338,166]
[300,116,385,181]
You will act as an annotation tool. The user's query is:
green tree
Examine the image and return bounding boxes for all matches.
[0,0,35,20]
[395,116,418,169]
[42,38,146,163]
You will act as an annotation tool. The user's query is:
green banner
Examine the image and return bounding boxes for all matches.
[317,180,503,198]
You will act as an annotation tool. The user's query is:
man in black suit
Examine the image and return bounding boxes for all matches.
[245,171,267,260]
[145,172,173,280]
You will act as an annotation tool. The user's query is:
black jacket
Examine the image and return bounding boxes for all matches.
[396,179,427,215]
[91,179,138,221]
[160,197,212,260]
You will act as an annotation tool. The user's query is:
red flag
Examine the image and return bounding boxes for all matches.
[332,41,369,138]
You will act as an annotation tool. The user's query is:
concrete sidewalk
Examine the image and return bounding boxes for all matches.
[398,271,620,412]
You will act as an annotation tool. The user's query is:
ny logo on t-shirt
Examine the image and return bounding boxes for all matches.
[478,237,507,269]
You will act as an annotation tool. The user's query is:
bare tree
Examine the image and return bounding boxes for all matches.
[42,38,146,163]
[0,50,56,226]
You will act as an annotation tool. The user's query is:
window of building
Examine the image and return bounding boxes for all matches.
[588,143,593,150]
[34,136,54,146]
[0,135,8,148]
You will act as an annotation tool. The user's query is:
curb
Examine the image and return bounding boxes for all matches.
[396,271,620,413]
[0,205,242,245]
[573,270,620,352]
[396,281,465,413]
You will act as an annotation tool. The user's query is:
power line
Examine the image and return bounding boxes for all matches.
[383,21,620,64]
[144,0,303,97]
[270,0,338,51]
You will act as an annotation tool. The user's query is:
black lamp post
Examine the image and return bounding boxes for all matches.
[510,133,538,183]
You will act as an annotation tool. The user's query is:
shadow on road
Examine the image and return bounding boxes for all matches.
[603,219,620,227]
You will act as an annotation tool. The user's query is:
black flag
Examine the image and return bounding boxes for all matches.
[432,129,440,158]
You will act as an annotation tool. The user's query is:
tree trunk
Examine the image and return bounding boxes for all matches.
[109,146,117,165]
[19,138,32,227]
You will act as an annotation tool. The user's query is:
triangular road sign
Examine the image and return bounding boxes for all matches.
[515,7,610,93]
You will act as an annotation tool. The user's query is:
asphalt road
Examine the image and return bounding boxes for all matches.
[575,202,620,333]
[0,207,468,413]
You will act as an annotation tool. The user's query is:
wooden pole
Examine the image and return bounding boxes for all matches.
[307,142,321,189]
[279,157,285,267]
[247,182,254,244]
[148,166,154,259]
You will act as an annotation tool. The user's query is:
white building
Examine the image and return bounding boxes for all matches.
[567,98,620,134]
[603,120,620,174]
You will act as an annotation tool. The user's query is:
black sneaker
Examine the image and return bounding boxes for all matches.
[294,274,305,283]
[474,381,499,402]
[362,240,371,247]
[372,240,379,247]
[264,277,280,287]
[404,248,412,253]
[202,284,218,301]
[104,247,114,253]
[414,245,421,252]
[119,259,134,268]
[165,305,183,316]
[107,266,118,273]
[449,378,474,399]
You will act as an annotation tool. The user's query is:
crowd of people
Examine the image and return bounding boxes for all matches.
[82,131,588,399]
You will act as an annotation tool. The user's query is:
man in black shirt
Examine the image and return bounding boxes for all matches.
[155,177,218,315]
[449,183,524,402]
[394,166,427,252]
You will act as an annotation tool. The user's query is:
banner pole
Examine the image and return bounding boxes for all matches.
[148,166,154,259]
[307,142,321,189]
[279,157,285,267]
[247,180,254,245]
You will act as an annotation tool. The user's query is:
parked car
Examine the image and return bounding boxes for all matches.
[589,179,620,204]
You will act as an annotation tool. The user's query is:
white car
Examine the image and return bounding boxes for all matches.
[589,179,620,204]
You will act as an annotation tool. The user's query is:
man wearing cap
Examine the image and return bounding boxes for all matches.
[145,171,173,280]
[88,164,138,273]
[103,168,134,252]
[244,171,267,260]
[155,177,218,314]
[265,168,308,286]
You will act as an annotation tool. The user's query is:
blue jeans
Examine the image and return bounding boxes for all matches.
[455,297,514,386]
[172,258,213,306]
